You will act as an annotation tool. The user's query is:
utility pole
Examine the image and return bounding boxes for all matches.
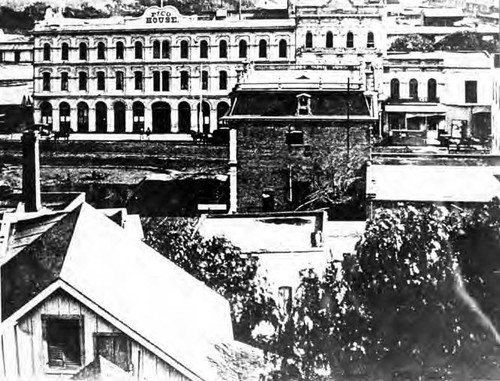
[199,63,203,134]
[346,77,351,161]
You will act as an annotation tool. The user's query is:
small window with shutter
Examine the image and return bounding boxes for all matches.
[43,315,84,369]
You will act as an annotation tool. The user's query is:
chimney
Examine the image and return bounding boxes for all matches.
[22,130,41,212]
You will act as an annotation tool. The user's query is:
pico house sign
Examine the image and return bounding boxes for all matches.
[142,6,194,24]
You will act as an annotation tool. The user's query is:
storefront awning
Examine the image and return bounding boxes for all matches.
[385,104,448,113]
[406,113,446,119]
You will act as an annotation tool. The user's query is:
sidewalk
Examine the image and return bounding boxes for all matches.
[0,133,194,142]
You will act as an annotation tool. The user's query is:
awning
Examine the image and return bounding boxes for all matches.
[385,104,448,113]
[472,106,491,115]
[406,113,446,119]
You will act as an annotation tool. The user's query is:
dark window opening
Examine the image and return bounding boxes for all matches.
[116,71,124,90]
[61,43,69,60]
[153,71,160,91]
[95,334,130,371]
[219,70,227,90]
[162,71,170,91]
[326,31,333,48]
[14,51,20,63]
[428,78,437,101]
[42,72,51,91]
[97,71,105,91]
[465,80,477,103]
[200,40,209,59]
[97,42,105,60]
[79,42,87,60]
[390,78,400,99]
[219,40,227,58]
[286,130,304,145]
[132,102,145,133]
[409,79,418,100]
[134,71,143,90]
[180,40,189,59]
[61,72,69,91]
[43,43,51,61]
[367,32,375,48]
[239,40,247,59]
[180,71,189,90]
[78,72,87,91]
[135,41,143,59]
[279,39,287,58]
[346,32,354,48]
[44,316,83,368]
[162,40,170,59]
[201,70,209,90]
[153,40,160,59]
[259,39,267,58]
[116,42,124,60]
[305,31,313,48]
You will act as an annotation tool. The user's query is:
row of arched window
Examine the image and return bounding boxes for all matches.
[304,31,375,49]
[39,100,231,134]
[390,78,438,101]
[42,38,289,61]
[41,70,229,92]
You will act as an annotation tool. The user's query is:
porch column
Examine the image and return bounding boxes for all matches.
[145,106,152,133]
[125,107,133,133]
[228,127,238,213]
[191,105,199,133]
[52,108,60,132]
[88,106,96,132]
[171,105,179,133]
[70,107,77,132]
[210,108,217,132]
[107,108,114,133]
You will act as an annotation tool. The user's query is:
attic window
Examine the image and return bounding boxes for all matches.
[296,93,311,115]
[43,315,84,369]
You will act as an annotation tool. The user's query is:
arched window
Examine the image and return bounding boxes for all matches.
[77,102,89,132]
[95,102,107,133]
[135,41,143,59]
[60,72,69,91]
[116,41,124,60]
[180,40,189,59]
[78,71,87,91]
[180,71,189,90]
[132,101,145,132]
[326,31,333,48]
[134,71,143,90]
[346,32,354,48]
[200,40,208,59]
[162,40,170,59]
[153,71,160,92]
[279,39,287,58]
[61,42,69,61]
[390,78,400,99]
[428,78,437,101]
[59,102,71,133]
[43,43,50,61]
[239,40,247,59]
[219,70,228,90]
[116,71,124,90]
[409,79,419,100]
[219,40,228,59]
[162,71,170,91]
[367,32,375,48]
[79,42,87,60]
[153,40,160,59]
[42,72,51,91]
[305,31,313,48]
[40,101,53,129]
[258,39,267,58]
[97,42,106,60]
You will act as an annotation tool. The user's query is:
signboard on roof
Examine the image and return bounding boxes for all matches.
[142,6,195,24]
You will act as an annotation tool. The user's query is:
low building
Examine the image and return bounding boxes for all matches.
[380,51,492,146]
[225,64,377,213]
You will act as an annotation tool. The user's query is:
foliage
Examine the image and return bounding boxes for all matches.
[434,31,498,53]
[389,34,435,52]
[143,218,278,342]
[269,206,500,380]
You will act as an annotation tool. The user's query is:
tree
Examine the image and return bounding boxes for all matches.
[434,31,498,53]
[143,218,278,343]
[269,206,500,380]
[389,34,435,52]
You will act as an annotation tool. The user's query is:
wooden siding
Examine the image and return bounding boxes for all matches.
[0,290,191,381]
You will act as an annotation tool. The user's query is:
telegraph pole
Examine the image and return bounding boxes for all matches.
[346,77,351,160]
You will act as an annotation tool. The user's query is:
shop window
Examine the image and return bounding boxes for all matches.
[43,316,83,369]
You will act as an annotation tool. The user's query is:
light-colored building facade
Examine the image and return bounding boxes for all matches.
[32,6,296,135]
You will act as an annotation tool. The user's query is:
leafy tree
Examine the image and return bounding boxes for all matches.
[389,34,435,52]
[434,31,498,53]
[143,217,278,342]
[269,206,500,380]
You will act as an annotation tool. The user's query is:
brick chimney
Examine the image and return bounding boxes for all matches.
[22,130,41,212]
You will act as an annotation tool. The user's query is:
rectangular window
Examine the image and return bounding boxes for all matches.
[61,72,69,91]
[95,334,130,371]
[201,70,209,90]
[162,71,169,91]
[134,71,143,90]
[465,80,477,103]
[219,71,227,90]
[14,51,20,63]
[180,71,189,90]
[153,71,160,91]
[116,71,124,90]
[42,73,51,91]
[43,316,83,369]
[97,71,105,91]
[79,72,87,91]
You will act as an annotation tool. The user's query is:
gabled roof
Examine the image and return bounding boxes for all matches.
[1,202,240,381]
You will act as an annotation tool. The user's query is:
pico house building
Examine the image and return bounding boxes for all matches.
[32,5,296,136]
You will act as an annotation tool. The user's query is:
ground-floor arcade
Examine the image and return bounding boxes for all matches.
[35,97,232,134]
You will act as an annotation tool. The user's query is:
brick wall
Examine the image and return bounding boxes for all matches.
[236,121,372,212]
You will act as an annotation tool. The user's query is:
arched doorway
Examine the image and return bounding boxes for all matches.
[217,102,230,128]
[77,102,89,132]
[178,102,191,133]
[197,101,211,134]
[428,78,437,102]
[96,102,107,133]
[40,101,53,130]
[114,102,126,133]
[152,102,171,133]
[59,102,71,133]
[133,101,145,133]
